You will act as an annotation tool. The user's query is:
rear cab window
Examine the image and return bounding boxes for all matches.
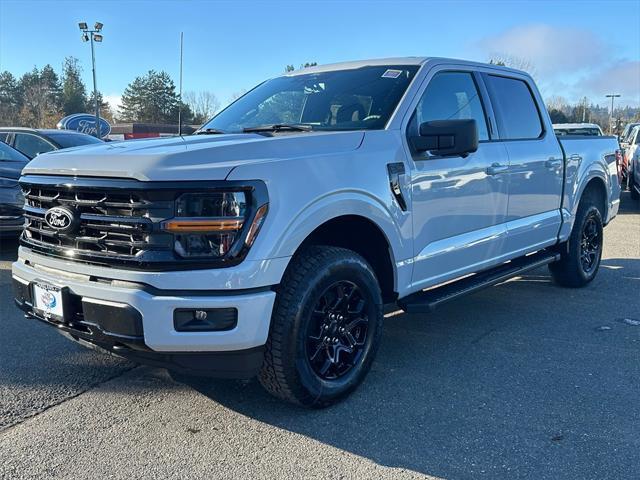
[485,75,543,140]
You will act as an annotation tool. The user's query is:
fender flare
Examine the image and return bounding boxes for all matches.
[259,189,409,275]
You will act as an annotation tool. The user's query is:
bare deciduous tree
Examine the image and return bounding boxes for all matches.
[228,89,247,103]
[183,90,220,124]
[489,55,536,78]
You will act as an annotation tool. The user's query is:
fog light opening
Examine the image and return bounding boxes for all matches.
[173,308,238,332]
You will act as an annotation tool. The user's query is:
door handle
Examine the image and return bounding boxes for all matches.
[545,158,563,169]
[486,163,509,175]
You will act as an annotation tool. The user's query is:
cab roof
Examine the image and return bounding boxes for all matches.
[284,57,529,77]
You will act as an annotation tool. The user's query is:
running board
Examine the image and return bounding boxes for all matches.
[398,250,560,313]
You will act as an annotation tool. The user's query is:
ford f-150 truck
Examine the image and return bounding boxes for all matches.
[12,58,621,407]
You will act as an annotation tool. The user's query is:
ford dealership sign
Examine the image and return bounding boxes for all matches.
[57,113,111,138]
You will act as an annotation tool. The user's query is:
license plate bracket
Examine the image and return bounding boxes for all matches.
[31,281,68,321]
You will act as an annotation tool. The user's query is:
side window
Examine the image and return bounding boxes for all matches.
[414,72,489,141]
[13,134,54,159]
[0,133,8,143]
[487,75,543,140]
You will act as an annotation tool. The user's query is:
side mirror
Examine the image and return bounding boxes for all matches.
[411,119,479,158]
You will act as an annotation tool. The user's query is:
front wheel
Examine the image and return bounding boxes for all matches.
[549,194,604,287]
[259,246,383,407]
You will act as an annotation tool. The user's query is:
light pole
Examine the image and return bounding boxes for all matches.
[79,22,104,138]
[605,93,620,135]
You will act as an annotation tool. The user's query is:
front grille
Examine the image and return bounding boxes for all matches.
[19,175,267,270]
[20,176,176,267]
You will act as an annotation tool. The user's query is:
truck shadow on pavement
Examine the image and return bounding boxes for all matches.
[180,256,640,479]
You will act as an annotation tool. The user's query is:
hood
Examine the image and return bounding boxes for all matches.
[22,131,365,181]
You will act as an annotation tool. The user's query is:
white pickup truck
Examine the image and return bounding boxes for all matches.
[13,58,621,407]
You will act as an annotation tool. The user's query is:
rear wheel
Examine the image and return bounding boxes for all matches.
[259,246,383,407]
[549,193,604,287]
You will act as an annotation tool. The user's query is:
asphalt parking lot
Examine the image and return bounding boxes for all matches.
[0,193,638,480]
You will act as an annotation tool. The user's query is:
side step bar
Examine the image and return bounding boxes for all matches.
[398,250,560,313]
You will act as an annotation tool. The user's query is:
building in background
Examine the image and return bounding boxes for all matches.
[107,123,197,141]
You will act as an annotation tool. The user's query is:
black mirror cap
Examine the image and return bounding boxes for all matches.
[412,119,479,157]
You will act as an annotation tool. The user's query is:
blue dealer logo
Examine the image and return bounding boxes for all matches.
[57,113,111,138]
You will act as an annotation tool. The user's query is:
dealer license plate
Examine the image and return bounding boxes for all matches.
[32,282,64,319]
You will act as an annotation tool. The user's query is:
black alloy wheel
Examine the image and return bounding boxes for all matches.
[580,214,601,275]
[305,280,369,381]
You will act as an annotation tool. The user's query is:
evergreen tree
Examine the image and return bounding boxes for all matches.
[61,57,88,115]
[0,71,22,125]
[120,70,182,123]
[87,90,115,123]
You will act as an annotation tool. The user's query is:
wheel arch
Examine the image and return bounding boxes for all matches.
[578,175,608,220]
[294,215,398,303]
[261,191,407,303]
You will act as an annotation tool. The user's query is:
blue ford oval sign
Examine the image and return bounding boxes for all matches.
[57,113,111,138]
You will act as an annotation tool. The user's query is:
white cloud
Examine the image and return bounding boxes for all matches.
[582,61,640,104]
[479,24,606,76]
[477,24,640,106]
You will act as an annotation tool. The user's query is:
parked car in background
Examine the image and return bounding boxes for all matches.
[553,123,604,136]
[625,125,640,200]
[13,58,621,406]
[0,128,103,159]
[0,141,29,236]
[620,122,640,144]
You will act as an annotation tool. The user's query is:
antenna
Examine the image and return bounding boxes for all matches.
[178,31,184,136]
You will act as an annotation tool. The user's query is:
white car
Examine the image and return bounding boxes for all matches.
[621,122,640,144]
[626,125,640,200]
[553,123,604,136]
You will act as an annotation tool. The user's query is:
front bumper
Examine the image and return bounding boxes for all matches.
[12,255,277,378]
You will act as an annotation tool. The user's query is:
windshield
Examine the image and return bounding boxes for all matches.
[49,132,104,148]
[0,141,28,162]
[201,65,419,133]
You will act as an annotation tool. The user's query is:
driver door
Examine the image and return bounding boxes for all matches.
[407,70,510,291]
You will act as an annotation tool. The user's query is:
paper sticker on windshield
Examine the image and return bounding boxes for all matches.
[382,69,402,79]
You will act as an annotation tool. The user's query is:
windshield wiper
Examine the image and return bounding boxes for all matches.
[243,123,313,133]
[194,128,227,135]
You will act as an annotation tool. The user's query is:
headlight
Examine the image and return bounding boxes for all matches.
[161,191,265,259]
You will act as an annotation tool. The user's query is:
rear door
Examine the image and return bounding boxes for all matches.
[405,68,510,290]
[483,73,564,256]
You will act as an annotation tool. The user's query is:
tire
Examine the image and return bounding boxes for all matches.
[549,192,604,288]
[259,245,383,407]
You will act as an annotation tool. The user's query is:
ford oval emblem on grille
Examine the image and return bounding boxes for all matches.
[44,207,78,234]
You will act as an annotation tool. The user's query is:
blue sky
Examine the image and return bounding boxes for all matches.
[1,0,639,110]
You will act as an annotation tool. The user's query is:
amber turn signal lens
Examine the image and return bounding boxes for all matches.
[245,204,268,247]
[162,218,244,233]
